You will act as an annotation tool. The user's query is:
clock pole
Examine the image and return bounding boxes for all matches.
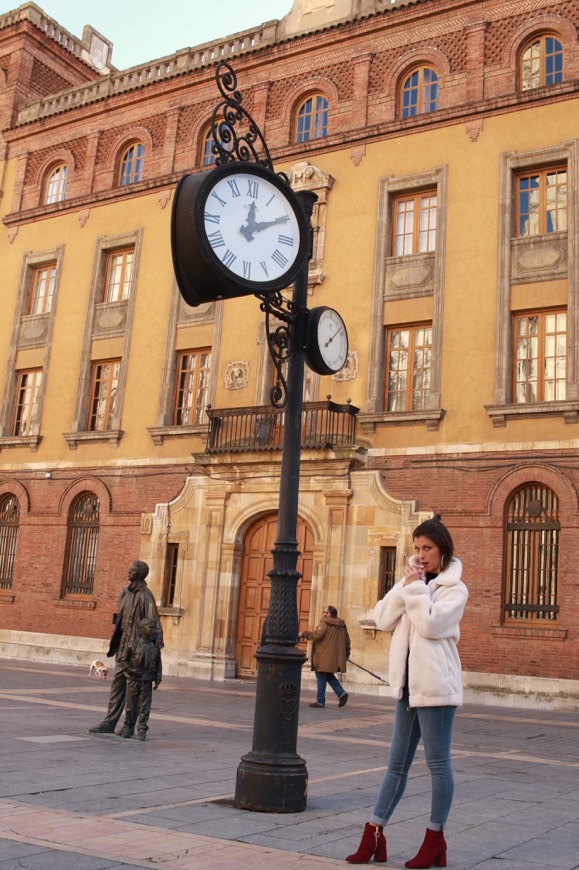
[172,61,347,813]
[235,189,317,813]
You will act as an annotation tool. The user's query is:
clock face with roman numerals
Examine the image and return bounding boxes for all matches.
[198,163,308,290]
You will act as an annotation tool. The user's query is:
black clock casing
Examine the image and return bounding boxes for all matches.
[305,306,349,376]
[171,162,310,307]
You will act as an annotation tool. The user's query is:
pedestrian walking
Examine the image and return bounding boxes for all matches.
[89,560,163,735]
[346,515,468,868]
[118,617,162,740]
[299,605,351,708]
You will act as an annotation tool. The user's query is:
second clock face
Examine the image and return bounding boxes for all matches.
[200,166,304,287]
[316,308,348,372]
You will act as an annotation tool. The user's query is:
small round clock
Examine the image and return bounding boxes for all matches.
[305,306,349,376]
[171,162,310,306]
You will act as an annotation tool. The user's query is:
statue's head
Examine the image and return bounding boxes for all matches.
[128,560,149,584]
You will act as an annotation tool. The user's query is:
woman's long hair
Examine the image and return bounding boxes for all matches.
[413,514,454,569]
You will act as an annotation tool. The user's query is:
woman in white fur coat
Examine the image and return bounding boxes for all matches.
[346,516,468,869]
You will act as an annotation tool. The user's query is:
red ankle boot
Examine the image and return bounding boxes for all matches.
[405,828,447,868]
[346,822,387,863]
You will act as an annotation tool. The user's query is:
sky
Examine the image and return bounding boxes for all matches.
[1,0,294,70]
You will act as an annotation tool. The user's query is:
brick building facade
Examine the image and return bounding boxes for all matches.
[0,0,577,707]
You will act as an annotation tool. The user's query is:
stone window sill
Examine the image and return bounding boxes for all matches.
[359,619,377,639]
[0,592,16,604]
[359,408,445,434]
[485,401,579,427]
[492,624,567,640]
[55,598,97,610]
[148,425,207,446]
[159,606,184,620]
[63,429,123,449]
[0,435,42,452]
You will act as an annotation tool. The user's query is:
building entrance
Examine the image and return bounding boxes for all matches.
[235,512,313,677]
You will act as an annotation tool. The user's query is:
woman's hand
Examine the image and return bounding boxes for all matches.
[404,564,425,585]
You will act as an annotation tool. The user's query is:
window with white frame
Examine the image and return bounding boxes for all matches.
[103,248,134,302]
[513,309,566,404]
[385,324,432,412]
[13,369,43,436]
[88,360,121,431]
[45,163,68,204]
[173,349,211,426]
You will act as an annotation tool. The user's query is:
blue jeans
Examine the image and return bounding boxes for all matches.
[315,671,345,706]
[371,687,456,828]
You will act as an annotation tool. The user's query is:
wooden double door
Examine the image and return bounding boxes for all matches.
[235,513,313,678]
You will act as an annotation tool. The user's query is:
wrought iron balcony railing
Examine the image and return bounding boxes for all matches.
[205,400,358,454]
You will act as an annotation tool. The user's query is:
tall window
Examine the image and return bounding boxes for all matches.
[174,349,211,425]
[161,543,179,607]
[89,360,121,431]
[521,34,563,90]
[13,369,43,436]
[516,167,567,236]
[103,248,134,302]
[378,546,397,598]
[63,493,99,596]
[504,484,559,622]
[0,495,19,590]
[513,310,566,404]
[45,163,68,204]
[295,95,328,142]
[119,142,144,186]
[385,324,432,412]
[29,264,57,315]
[401,66,438,118]
[392,191,437,255]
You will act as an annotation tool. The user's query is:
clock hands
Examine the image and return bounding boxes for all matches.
[324,326,345,348]
[239,201,290,241]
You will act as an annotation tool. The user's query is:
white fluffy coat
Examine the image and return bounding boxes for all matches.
[373,556,468,707]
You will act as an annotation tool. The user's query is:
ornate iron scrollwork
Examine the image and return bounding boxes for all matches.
[210,61,274,170]
[209,62,301,411]
[257,291,296,409]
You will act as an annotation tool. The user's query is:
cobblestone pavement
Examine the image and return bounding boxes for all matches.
[0,660,577,869]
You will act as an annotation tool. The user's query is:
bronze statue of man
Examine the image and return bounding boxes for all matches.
[89,560,163,735]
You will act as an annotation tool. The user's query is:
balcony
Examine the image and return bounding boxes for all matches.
[205,400,359,454]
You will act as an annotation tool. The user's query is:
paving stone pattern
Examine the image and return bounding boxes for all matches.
[0,661,577,869]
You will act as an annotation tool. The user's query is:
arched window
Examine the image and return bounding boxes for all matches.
[201,123,233,166]
[0,494,19,590]
[295,95,328,142]
[62,493,100,596]
[504,483,560,622]
[520,34,563,90]
[119,142,144,186]
[202,126,217,166]
[400,66,438,118]
[45,163,68,204]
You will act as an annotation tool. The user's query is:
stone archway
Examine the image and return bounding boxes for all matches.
[235,512,313,678]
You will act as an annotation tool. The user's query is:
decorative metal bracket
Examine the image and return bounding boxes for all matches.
[257,291,296,409]
[210,61,274,170]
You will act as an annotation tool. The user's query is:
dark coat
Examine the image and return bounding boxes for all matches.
[303,616,351,673]
[126,637,162,685]
[107,580,162,661]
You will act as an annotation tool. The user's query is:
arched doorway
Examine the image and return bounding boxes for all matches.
[235,513,313,677]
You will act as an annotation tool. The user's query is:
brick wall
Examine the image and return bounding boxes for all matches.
[0,466,187,641]
[369,452,579,681]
